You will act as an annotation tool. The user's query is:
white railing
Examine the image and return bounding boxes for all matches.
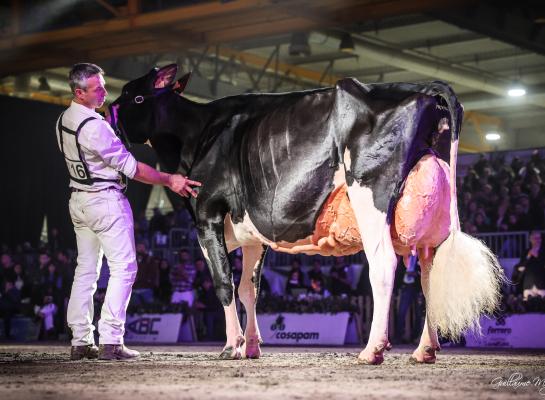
[152,228,543,266]
[474,231,540,259]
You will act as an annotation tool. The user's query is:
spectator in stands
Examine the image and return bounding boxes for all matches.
[285,259,306,296]
[516,231,545,300]
[1,253,15,284]
[195,277,224,340]
[54,250,72,283]
[43,263,64,292]
[42,262,67,334]
[394,256,423,344]
[308,278,329,298]
[474,212,492,233]
[35,293,58,340]
[193,258,211,290]
[329,257,352,296]
[494,198,510,231]
[135,210,149,234]
[308,260,325,286]
[27,252,50,293]
[459,149,545,236]
[47,227,64,254]
[132,243,159,305]
[257,274,271,298]
[0,280,20,339]
[149,208,167,236]
[506,213,522,232]
[157,258,172,304]
[174,205,193,228]
[134,220,150,251]
[170,251,195,306]
[179,249,196,279]
[12,263,30,301]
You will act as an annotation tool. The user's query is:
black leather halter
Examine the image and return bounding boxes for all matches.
[107,85,174,148]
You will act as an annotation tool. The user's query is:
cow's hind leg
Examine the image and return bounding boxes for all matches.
[239,245,268,359]
[411,248,441,363]
[197,225,244,360]
[347,185,397,365]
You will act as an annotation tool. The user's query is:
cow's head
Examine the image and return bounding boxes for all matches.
[109,64,191,144]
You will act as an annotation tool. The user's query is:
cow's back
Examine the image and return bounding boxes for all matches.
[237,89,340,243]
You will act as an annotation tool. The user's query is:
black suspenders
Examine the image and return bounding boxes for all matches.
[58,112,124,186]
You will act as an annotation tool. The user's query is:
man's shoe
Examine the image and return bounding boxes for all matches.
[98,344,140,360]
[70,344,99,360]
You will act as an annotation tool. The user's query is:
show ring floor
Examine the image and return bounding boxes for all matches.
[1,343,544,399]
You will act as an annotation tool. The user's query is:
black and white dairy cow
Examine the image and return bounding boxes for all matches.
[110,64,504,364]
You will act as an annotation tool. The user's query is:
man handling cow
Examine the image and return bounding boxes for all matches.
[56,63,201,360]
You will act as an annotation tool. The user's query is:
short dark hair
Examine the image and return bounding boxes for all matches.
[68,63,104,94]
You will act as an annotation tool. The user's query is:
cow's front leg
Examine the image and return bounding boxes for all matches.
[239,245,267,359]
[197,223,244,360]
[347,185,397,365]
[411,248,441,364]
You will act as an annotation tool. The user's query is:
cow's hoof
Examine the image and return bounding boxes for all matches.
[219,336,245,360]
[244,336,263,359]
[357,342,392,365]
[409,345,440,364]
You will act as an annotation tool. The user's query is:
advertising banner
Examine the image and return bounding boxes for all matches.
[125,313,183,343]
[257,313,350,345]
[465,313,545,348]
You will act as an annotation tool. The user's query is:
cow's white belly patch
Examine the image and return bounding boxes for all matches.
[224,213,265,252]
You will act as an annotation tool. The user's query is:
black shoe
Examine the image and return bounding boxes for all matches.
[70,344,99,360]
[98,344,140,360]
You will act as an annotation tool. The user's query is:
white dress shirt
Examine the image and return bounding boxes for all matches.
[56,101,137,191]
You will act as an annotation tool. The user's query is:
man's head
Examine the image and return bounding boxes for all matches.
[195,258,206,271]
[4,281,14,292]
[136,242,147,255]
[47,263,56,274]
[530,231,542,247]
[39,253,50,266]
[179,249,191,263]
[1,254,12,268]
[69,63,107,109]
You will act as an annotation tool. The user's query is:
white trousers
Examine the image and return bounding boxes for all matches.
[66,189,137,346]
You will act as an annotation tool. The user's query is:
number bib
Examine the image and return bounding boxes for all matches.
[56,113,121,187]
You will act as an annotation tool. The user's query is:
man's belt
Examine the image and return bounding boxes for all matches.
[70,186,119,193]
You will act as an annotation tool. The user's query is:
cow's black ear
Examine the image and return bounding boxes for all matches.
[173,72,192,95]
[153,64,178,89]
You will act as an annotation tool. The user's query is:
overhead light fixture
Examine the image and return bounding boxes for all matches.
[507,81,526,97]
[508,87,526,97]
[339,33,355,53]
[485,132,501,141]
[289,32,311,57]
[38,76,51,91]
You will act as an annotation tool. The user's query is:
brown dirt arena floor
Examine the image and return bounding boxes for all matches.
[1,344,544,400]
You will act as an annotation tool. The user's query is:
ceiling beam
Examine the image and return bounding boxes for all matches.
[459,84,545,111]
[285,51,358,66]
[341,47,530,79]
[433,3,545,56]
[0,0,473,76]
[0,0,273,51]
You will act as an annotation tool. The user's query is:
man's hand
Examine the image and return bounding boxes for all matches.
[168,174,202,198]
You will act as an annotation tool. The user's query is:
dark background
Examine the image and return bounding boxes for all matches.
[0,95,162,249]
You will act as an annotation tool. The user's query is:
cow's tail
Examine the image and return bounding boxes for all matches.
[425,81,462,231]
[424,82,505,340]
[427,230,506,339]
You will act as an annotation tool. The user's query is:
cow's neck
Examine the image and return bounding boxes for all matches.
[154,95,211,176]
